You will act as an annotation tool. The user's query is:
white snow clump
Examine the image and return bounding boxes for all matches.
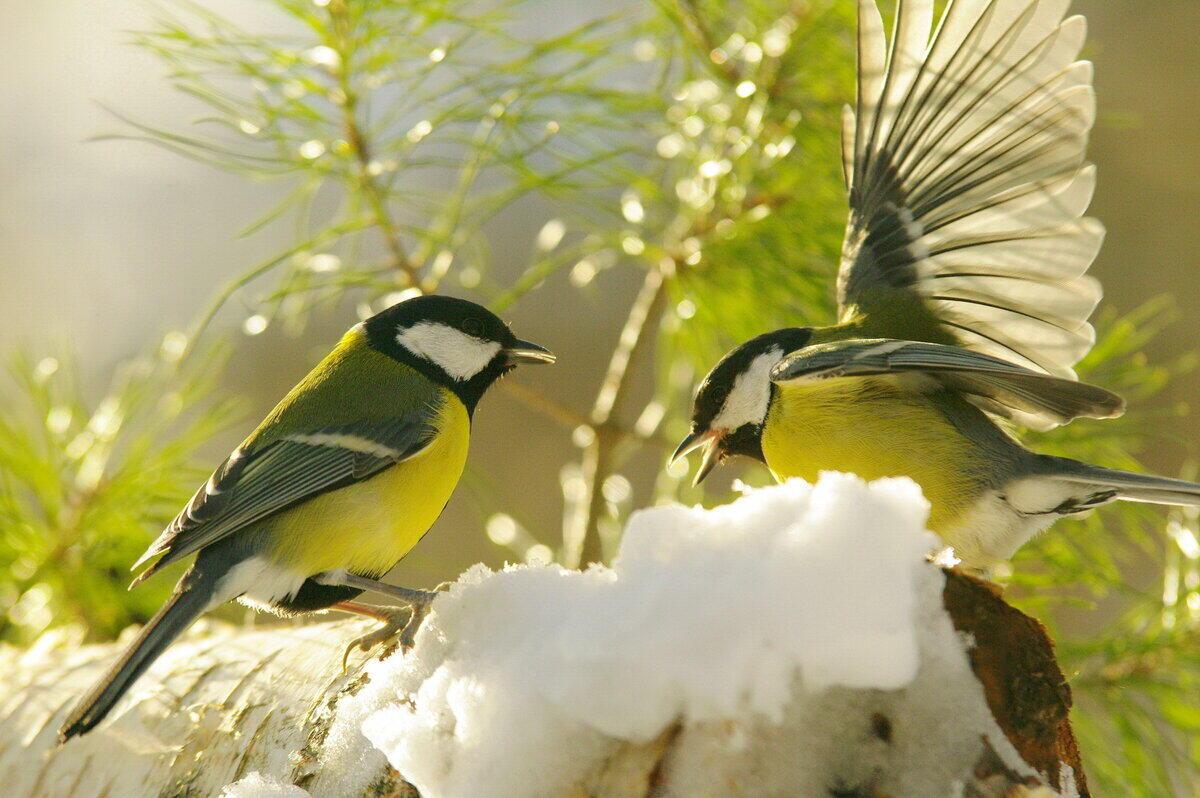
[220,771,311,798]
[318,473,1057,797]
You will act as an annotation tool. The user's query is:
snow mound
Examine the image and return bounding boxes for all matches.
[319,474,1060,797]
[220,772,310,798]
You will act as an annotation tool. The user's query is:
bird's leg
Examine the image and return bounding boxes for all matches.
[315,570,439,605]
[330,600,411,623]
[315,571,450,666]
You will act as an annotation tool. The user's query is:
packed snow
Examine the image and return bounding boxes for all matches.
[220,772,310,798]
[306,474,1067,797]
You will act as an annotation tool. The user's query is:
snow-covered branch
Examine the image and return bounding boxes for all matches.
[2,476,1086,797]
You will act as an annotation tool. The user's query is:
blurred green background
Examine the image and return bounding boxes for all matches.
[1,0,1198,792]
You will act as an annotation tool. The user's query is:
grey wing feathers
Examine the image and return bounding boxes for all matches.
[1050,465,1200,507]
[771,339,1124,431]
[840,0,1102,378]
[130,414,438,586]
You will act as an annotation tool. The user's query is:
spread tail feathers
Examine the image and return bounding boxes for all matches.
[59,581,213,742]
[1054,464,1200,506]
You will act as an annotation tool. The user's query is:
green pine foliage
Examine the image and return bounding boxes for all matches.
[1015,300,1200,796]
[0,0,1195,790]
[0,338,238,643]
[107,0,660,329]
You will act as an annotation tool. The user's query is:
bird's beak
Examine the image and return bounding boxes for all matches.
[504,339,556,366]
[671,429,724,487]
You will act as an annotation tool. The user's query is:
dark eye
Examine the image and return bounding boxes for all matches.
[461,318,484,337]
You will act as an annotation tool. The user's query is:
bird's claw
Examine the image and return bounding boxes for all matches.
[394,582,452,650]
[341,605,412,671]
[341,586,449,670]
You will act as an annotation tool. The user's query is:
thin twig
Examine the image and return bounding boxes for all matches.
[329,1,424,291]
[499,380,671,448]
[565,267,669,567]
[559,0,809,566]
[673,0,743,86]
[500,380,591,430]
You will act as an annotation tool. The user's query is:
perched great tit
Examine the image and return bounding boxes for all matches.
[60,294,554,741]
[673,0,1200,568]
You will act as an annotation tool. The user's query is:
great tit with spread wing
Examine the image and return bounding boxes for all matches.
[672,0,1200,568]
[60,294,554,741]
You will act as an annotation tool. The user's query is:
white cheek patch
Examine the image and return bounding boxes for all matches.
[397,322,502,381]
[712,348,783,431]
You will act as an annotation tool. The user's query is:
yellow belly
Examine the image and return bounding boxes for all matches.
[761,379,979,532]
[261,395,471,576]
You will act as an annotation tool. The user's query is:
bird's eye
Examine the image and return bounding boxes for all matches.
[461,318,484,337]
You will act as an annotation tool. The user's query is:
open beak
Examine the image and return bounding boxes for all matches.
[504,339,556,366]
[670,429,724,487]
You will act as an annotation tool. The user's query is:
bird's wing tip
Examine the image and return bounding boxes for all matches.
[128,567,155,591]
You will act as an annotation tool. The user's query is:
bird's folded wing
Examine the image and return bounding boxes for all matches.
[771,339,1124,431]
[838,0,1101,378]
[130,412,439,586]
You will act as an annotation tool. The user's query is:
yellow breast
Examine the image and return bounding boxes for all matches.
[761,379,979,532]
[262,392,471,576]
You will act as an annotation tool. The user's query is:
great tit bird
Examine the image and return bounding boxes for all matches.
[672,0,1200,568]
[60,294,554,741]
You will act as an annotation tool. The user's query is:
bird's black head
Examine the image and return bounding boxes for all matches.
[672,327,813,485]
[363,294,555,412]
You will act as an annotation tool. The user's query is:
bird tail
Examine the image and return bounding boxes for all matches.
[59,580,213,742]
[1052,462,1200,507]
